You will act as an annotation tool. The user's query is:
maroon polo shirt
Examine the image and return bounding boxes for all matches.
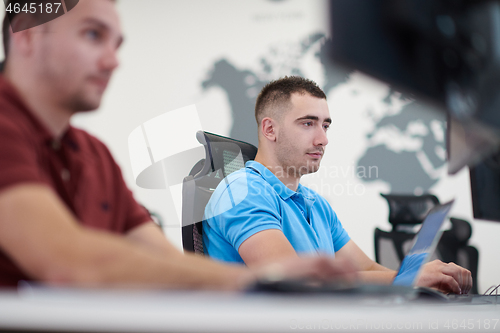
[0,75,152,287]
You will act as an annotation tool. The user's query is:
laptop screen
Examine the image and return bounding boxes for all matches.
[392,200,455,287]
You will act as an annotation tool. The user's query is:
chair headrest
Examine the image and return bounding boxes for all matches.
[449,217,473,243]
[381,193,440,227]
[196,131,258,178]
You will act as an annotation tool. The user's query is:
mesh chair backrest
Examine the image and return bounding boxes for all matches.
[380,194,440,228]
[182,131,258,254]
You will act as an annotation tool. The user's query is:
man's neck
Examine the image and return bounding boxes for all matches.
[254,152,300,192]
[4,67,71,138]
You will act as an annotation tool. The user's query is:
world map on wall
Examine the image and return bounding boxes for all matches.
[201,32,447,194]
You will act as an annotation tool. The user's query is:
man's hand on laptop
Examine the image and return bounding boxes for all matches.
[417,260,472,294]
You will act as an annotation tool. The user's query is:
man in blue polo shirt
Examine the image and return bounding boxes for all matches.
[203,76,472,294]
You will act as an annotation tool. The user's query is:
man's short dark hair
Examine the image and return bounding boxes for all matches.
[3,0,18,59]
[254,76,326,125]
[2,0,55,60]
[2,0,115,64]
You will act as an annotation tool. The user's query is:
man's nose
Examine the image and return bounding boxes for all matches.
[314,126,329,147]
[100,45,120,72]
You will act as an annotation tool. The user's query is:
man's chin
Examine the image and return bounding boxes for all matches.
[310,159,322,170]
[308,167,320,174]
[68,96,102,112]
[298,164,321,176]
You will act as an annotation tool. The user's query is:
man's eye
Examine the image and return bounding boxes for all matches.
[85,29,101,41]
[323,124,330,130]
[304,122,313,127]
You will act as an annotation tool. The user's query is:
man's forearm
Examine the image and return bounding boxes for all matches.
[358,270,397,285]
[0,185,251,290]
[44,227,251,290]
[357,262,397,285]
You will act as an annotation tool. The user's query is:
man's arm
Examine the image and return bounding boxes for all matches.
[335,240,397,284]
[125,221,180,255]
[238,230,471,294]
[0,184,251,289]
[335,240,472,294]
[238,229,357,281]
[0,184,356,289]
[238,229,298,268]
[239,232,392,281]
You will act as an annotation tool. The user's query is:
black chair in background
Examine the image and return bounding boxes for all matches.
[181,131,258,254]
[375,193,479,294]
[375,194,440,269]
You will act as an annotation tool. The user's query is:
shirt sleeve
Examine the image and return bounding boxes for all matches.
[122,181,152,232]
[330,209,351,252]
[105,148,152,233]
[207,173,283,252]
[0,115,47,191]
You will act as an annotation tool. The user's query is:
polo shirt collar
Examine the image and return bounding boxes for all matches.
[246,160,312,201]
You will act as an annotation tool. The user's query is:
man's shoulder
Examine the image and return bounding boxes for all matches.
[0,94,29,128]
[223,166,267,185]
[211,167,271,199]
[206,166,280,215]
[0,103,37,145]
[0,78,35,131]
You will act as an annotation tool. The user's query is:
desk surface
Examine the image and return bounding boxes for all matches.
[0,287,498,333]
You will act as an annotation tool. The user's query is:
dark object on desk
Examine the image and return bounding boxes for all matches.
[414,287,473,303]
[470,150,500,222]
[375,194,479,294]
[250,279,473,303]
[249,278,414,296]
[414,287,450,301]
[329,0,500,174]
[181,131,257,254]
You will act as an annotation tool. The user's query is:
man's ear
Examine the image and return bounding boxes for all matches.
[9,15,39,56]
[261,117,277,142]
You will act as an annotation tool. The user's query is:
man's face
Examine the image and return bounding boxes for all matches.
[274,93,330,177]
[32,0,123,112]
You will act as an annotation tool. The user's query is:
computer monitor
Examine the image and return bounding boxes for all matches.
[470,151,500,222]
[329,0,500,174]
[329,0,500,223]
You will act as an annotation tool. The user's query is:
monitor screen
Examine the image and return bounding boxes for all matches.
[329,0,500,174]
[470,152,500,222]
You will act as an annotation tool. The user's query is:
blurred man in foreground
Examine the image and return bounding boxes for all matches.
[0,0,356,289]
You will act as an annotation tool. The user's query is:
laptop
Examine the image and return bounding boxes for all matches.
[250,200,460,301]
[392,200,454,287]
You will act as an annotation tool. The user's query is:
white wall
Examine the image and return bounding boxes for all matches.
[2,0,499,293]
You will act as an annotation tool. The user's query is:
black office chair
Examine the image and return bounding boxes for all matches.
[181,131,258,254]
[374,194,479,294]
[374,194,440,269]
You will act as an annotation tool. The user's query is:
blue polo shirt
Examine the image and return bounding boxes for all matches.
[203,161,350,264]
